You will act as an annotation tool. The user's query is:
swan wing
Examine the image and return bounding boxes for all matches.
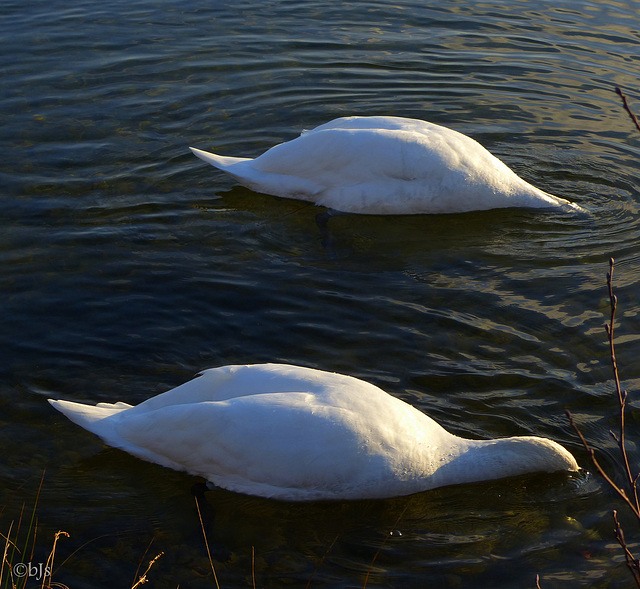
[104,364,367,417]
[109,391,420,500]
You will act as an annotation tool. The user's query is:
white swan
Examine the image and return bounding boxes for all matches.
[49,363,578,501]
[190,116,584,215]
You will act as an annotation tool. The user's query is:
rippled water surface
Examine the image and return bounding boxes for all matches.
[3,0,640,587]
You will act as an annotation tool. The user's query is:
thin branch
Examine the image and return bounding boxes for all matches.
[566,259,640,586]
[613,510,640,587]
[616,87,640,134]
[606,258,639,510]
[566,410,640,520]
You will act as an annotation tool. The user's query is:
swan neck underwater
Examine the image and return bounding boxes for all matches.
[48,363,578,501]
[189,116,585,215]
[425,436,577,491]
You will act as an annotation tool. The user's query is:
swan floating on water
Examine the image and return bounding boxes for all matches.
[190,116,584,215]
[49,363,578,501]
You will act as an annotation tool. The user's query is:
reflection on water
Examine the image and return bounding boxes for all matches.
[2,0,640,587]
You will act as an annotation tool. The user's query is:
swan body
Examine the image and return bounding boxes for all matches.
[190,116,584,215]
[49,364,578,501]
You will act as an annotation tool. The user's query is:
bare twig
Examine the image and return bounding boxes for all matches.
[616,87,640,134]
[566,410,640,520]
[566,259,640,585]
[606,258,639,509]
[614,510,640,585]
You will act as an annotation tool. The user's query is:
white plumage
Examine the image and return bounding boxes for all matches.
[190,116,584,215]
[49,363,578,501]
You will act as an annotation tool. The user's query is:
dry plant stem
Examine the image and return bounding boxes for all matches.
[41,530,69,589]
[614,510,640,585]
[616,87,640,133]
[130,552,164,589]
[566,258,640,587]
[304,534,340,589]
[251,546,256,589]
[606,258,640,510]
[566,411,640,519]
[54,530,133,574]
[131,538,156,588]
[26,472,46,564]
[0,521,15,588]
[8,502,26,574]
[194,495,220,589]
[566,261,640,519]
[362,501,411,589]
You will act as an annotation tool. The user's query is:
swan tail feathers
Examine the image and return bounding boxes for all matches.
[189,147,251,170]
[48,399,194,473]
[48,398,129,438]
[190,147,323,200]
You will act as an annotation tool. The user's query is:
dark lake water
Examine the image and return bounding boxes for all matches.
[3,0,640,587]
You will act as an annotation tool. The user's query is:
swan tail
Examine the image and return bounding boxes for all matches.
[190,147,323,200]
[543,194,588,215]
[49,399,196,474]
[189,147,252,170]
[557,199,588,214]
[48,398,130,440]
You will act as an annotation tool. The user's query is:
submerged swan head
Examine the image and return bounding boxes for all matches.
[190,116,586,215]
[49,363,578,501]
[428,435,578,491]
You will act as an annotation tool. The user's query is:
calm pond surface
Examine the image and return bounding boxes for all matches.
[3,0,640,587]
